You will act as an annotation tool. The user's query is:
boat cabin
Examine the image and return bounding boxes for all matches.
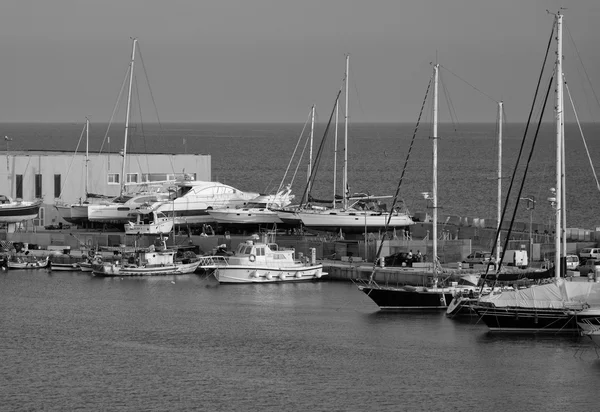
[234,240,294,262]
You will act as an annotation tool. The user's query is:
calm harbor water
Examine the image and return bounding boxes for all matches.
[1,270,599,411]
[3,121,600,410]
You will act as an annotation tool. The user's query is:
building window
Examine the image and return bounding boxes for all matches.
[54,174,61,198]
[16,174,23,199]
[35,174,42,199]
[126,173,139,184]
[108,173,120,185]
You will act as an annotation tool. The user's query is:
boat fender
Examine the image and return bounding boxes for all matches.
[315,271,321,278]
[265,273,272,280]
[250,270,259,278]
[295,272,302,278]
[279,272,286,279]
[249,254,256,262]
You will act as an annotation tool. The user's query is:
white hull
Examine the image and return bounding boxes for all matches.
[216,264,325,284]
[7,256,49,269]
[88,204,143,222]
[94,260,200,276]
[207,209,283,225]
[297,209,414,228]
[50,263,81,271]
[125,220,174,235]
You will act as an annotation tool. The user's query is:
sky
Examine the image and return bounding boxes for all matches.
[1,0,599,123]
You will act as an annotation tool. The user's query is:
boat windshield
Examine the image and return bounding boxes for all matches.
[112,195,133,204]
[246,202,268,208]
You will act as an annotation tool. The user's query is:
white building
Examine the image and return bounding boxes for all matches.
[0,150,211,228]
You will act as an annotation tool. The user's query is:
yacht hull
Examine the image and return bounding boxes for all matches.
[359,285,455,310]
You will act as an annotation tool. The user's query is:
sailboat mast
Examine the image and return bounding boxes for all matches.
[85,117,89,197]
[121,37,137,197]
[333,99,339,208]
[432,64,439,266]
[309,104,315,186]
[554,13,563,278]
[561,71,567,259]
[343,54,349,210]
[496,101,503,263]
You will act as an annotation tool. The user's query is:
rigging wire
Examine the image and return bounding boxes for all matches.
[276,108,312,194]
[298,88,343,207]
[368,73,434,284]
[480,19,557,285]
[57,123,87,200]
[564,77,600,192]
[98,65,129,155]
[439,64,499,104]
[564,23,600,123]
[137,42,163,129]
[438,70,460,135]
[496,75,555,282]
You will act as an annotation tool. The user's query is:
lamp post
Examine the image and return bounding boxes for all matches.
[4,135,12,171]
[520,196,535,261]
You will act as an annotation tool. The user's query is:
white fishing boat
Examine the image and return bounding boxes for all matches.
[0,195,42,223]
[92,238,200,277]
[125,208,174,235]
[214,235,326,284]
[207,186,294,226]
[153,177,260,227]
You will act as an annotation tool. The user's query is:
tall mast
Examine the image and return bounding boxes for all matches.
[120,37,137,196]
[496,102,503,263]
[308,104,315,192]
[432,64,439,269]
[561,71,567,259]
[333,99,339,208]
[554,13,563,278]
[343,54,349,210]
[85,117,89,197]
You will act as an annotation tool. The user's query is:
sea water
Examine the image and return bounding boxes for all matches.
[2,122,600,410]
[1,270,599,411]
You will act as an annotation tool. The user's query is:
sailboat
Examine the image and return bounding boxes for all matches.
[55,118,112,226]
[293,55,414,234]
[473,11,600,333]
[84,38,175,226]
[357,64,477,310]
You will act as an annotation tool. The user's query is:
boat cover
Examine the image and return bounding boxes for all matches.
[479,279,600,309]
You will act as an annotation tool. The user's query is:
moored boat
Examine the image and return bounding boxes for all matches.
[92,238,200,277]
[214,236,326,284]
[7,255,49,269]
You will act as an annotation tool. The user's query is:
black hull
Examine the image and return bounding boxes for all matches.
[359,286,454,310]
[473,306,595,333]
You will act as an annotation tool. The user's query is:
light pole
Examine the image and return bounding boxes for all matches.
[520,196,535,261]
[4,135,12,171]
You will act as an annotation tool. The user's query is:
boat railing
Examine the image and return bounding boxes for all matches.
[197,255,229,269]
